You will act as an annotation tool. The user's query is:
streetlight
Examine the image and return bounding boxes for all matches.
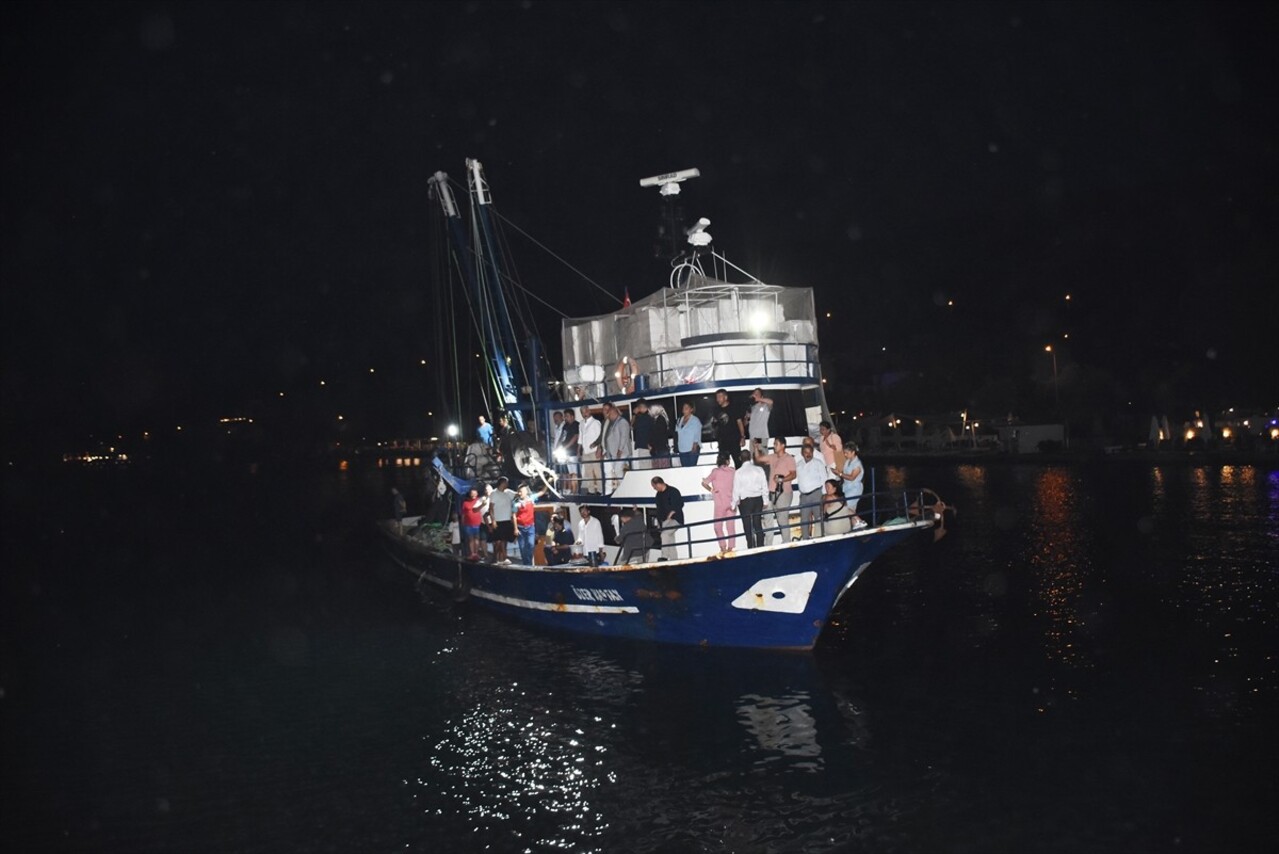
[1045,345,1059,413]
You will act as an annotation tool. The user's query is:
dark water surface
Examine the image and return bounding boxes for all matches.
[3,460,1276,852]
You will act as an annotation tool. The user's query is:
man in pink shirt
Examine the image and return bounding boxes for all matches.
[756,436,797,545]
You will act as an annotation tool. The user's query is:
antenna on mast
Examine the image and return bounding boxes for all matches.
[640,168,710,261]
[638,167,701,196]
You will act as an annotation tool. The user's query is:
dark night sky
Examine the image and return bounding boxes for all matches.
[3,1,1277,451]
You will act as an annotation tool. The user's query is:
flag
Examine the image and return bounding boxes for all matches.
[622,288,631,308]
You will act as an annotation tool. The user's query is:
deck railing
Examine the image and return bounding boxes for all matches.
[583,486,932,565]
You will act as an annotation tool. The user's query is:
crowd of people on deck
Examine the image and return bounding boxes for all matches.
[407,390,869,566]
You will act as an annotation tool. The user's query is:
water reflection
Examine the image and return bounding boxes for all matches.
[415,681,611,850]
[404,625,877,851]
[1026,468,1094,671]
[736,692,822,771]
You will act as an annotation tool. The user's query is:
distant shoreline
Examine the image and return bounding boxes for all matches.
[868,447,1279,467]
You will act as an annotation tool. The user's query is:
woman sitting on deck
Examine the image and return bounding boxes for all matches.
[822,478,854,536]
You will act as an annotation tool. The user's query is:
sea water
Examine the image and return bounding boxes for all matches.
[2,459,1276,852]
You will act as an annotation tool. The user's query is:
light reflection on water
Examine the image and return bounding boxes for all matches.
[1027,467,1093,671]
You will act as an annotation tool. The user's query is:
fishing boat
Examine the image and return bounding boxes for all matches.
[378,162,950,650]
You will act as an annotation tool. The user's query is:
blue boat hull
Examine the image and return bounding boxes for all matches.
[379,523,928,649]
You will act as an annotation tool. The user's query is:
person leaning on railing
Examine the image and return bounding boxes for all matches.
[793,438,828,539]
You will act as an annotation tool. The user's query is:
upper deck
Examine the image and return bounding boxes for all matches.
[561,275,821,400]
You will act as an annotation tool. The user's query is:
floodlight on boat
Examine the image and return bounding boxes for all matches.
[447,424,459,438]
[639,168,700,196]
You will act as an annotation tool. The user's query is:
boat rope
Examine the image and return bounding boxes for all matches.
[494,208,625,307]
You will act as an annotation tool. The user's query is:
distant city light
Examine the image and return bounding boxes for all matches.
[420,359,427,365]
[337,414,344,421]
[320,380,326,386]
[947,299,954,306]
[1044,344,1053,353]
[369,368,375,374]
[1065,294,1071,301]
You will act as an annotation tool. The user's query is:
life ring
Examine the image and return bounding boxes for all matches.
[615,356,640,395]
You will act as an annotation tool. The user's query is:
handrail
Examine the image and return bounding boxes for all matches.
[568,488,931,564]
[565,339,820,401]
[650,489,926,560]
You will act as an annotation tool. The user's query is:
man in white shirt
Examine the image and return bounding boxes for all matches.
[793,438,828,539]
[731,449,770,549]
[739,388,774,455]
[487,476,518,564]
[578,405,603,495]
[575,505,605,564]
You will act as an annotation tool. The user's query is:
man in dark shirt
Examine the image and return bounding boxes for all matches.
[631,399,654,470]
[712,388,742,466]
[615,506,648,564]
[560,408,580,492]
[651,476,685,560]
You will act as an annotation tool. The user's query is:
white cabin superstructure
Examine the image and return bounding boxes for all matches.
[552,268,834,562]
